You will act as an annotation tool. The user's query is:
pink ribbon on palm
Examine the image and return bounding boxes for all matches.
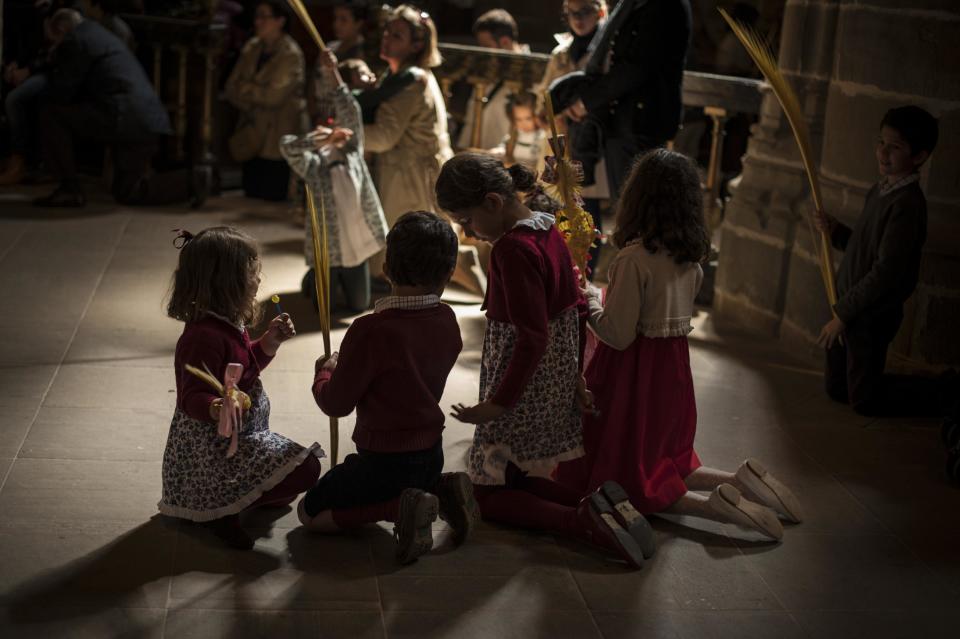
[219,363,244,458]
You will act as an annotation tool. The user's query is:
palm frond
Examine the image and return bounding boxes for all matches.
[719,7,837,308]
[542,92,597,277]
[185,363,223,395]
[306,185,338,465]
[286,0,326,50]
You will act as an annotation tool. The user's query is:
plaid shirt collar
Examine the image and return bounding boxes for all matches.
[374,294,442,313]
[879,173,920,197]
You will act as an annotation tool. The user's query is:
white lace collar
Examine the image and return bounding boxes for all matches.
[513,211,555,232]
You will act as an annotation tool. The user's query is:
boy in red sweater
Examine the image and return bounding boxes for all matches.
[297,211,479,564]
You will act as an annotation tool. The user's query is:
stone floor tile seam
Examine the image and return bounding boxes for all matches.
[159,607,170,639]
[165,523,183,612]
[369,539,390,638]
[716,529,794,615]
[0,216,132,495]
[559,544,598,616]
[0,226,27,264]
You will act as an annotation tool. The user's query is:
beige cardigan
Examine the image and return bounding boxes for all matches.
[587,243,703,349]
[225,34,308,161]
[365,68,453,224]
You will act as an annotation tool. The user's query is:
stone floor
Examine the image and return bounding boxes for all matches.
[0,186,957,639]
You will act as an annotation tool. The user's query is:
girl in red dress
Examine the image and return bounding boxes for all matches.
[555,149,803,541]
[435,153,654,569]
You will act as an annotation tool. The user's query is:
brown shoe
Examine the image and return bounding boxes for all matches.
[33,185,86,208]
[0,154,25,186]
[434,472,480,546]
[394,488,439,565]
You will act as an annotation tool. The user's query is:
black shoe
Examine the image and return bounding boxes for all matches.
[599,481,656,558]
[33,185,85,208]
[204,514,254,550]
[434,472,480,546]
[189,165,212,209]
[394,488,438,564]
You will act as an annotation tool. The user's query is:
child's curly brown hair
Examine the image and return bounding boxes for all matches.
[612,148,710,264]
[166,226,263,326]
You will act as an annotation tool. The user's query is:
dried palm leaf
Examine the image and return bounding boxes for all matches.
[718,7,838,309]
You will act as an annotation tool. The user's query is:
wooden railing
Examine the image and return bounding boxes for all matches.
[122,14,225,167]
[436,43,764,223]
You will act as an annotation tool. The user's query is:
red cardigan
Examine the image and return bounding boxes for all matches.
[313,304,463,453]
[484,225,586,408]
[174,316,274,422]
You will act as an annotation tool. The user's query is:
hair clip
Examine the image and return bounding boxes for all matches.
[172,228,194,249]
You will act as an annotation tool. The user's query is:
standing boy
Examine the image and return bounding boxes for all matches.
[816,105,955,418]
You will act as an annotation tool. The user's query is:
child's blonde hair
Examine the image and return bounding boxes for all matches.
[167,226,263,326]
[613,149,710,264]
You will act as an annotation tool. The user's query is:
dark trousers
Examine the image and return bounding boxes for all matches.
[39,102,190,205]
[302,440,443,516]
[6,73,47,157]
[604,136,660,203]
[303,262,371,313]
[242,157,290,201]
[583,197,603,279]
[825,326,949,418]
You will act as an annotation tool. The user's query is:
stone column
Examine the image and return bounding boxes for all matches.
[715,0,960,368]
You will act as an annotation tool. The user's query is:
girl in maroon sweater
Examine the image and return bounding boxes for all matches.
[159,227,322,550]
[435,154,654,569]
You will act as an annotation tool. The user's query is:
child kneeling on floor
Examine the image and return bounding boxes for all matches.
[298,211,480,564]
[159,227,323,550]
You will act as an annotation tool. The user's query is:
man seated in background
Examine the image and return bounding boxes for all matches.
[34,9,208,208]
[456,9,529,150]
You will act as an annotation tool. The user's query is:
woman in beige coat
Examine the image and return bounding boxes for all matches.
[364,6,451,223]
[355,5,453,279]
[225,1,308,201]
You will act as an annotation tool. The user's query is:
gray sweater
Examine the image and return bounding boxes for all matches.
[832,180,927,331]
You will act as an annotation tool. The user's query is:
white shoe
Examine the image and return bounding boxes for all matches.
[736,458,804,524]
[708,483,784,541]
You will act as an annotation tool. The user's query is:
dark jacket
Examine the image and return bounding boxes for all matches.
[832,181,927,335]
[47,20,171,139]
[550,0,691,145]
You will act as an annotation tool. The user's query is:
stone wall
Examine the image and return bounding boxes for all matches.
[715,0,960,368]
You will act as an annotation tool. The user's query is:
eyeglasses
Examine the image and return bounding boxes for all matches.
[562,6,599,21]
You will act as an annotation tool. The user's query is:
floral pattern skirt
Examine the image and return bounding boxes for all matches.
[468,307,584,485]
[158,380,322,521]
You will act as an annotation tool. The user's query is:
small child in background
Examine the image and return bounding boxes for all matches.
[298,212,479,565]
[159,227,322,550]
[556,150,802,541]
[489,91,548,171]
[281,50,388,314]
[815,106,957,419]
[435,154,654,569]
